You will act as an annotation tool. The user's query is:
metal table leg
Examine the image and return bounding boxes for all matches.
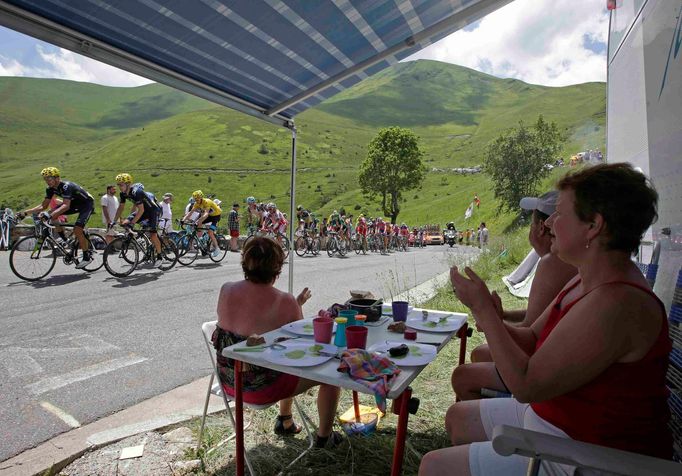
[235,360,245,476]
[390,387,413,476]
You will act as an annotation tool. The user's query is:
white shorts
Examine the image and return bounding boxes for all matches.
[469,398,575,476]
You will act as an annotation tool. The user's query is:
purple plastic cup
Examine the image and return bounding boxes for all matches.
[391,301,409,322]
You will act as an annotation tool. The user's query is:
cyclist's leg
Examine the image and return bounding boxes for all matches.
[73,203,94,252]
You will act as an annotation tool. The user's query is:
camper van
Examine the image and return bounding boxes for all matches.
[607,0,682,308]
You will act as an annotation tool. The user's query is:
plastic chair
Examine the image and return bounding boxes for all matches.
[491,268,682,475]
[197,320,315,475]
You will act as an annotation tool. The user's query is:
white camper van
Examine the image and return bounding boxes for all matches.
[607,0,682,308]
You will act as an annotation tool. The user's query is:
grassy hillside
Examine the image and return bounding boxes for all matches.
[0,60,605,233]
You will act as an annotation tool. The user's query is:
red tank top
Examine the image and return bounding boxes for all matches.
[530,279,672,459]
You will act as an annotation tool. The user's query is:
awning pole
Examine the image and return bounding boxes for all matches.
[287,127,297,294]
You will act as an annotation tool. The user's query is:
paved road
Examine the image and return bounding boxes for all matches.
[0,244,477,461]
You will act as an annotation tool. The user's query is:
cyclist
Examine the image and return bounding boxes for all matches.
[113,173,164,267]
[262,203,287,244]
[296,205,314,232]
[375,217,388,250]
[245,196,261,235]
[328,210,342,234]
[399,222,410,247]
[18,167,95,269]
[182,190,222,258]
[356,214,368,249]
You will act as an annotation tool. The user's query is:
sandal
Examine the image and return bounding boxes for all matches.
[274,414,302,435]
[314,430,344,449]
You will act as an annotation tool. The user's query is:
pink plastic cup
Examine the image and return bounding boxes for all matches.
[313,317,334,344]
[345,325,368,349]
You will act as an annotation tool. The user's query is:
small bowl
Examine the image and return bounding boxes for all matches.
[341,413,378,436]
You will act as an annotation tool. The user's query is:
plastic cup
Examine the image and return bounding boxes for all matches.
[345,325,368,349]
[313,317,334,344]
[339,309,358,326]
[354,314,367,326]
[391,301,409,322]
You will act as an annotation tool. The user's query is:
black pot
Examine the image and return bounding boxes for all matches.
[345,298,383,322]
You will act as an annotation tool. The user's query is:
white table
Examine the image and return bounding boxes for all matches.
[222,308,470,476]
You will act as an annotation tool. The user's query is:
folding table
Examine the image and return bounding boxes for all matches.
[222,308,469,475]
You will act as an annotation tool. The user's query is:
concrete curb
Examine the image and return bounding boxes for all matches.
[0,376,225,476]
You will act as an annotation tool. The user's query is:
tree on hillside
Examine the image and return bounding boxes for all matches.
[359,127,426,224]
[484,115,564,213]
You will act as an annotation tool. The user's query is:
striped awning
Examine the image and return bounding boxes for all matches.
[0,0,511,128]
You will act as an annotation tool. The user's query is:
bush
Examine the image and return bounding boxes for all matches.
[258,143,269,155]
[354,204,361,210]
[151,172,160,177]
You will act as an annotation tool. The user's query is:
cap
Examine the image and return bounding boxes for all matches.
[163,192,173,198]
[519,190,558,216]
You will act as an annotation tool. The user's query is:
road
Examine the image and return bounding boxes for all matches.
[0,244,477,461]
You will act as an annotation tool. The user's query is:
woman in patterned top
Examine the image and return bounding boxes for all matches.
[214,237,342,447]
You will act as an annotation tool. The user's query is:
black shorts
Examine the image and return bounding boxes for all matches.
[127,207,161,230]
[204,215,221,227]
[64,199,94,228]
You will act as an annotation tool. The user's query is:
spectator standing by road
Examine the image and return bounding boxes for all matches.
[101,184,119,243]
[229,202,240,252]
[479,222,489,249]
[159,193,173,234]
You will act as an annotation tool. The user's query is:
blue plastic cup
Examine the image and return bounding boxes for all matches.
[391,301,409,322]
[338,309,358,326]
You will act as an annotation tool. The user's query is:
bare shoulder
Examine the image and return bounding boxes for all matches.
[536,254,577,283]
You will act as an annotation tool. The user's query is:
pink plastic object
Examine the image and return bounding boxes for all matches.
[313,317,334,344]
[345,325,368,349]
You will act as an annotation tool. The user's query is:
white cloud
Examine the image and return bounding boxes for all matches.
[407,0,609,86]
[34,45,152,87]
[0,44,152,87]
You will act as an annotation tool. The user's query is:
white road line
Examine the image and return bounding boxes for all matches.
[40,401,80,428]
[0,347,43,378]
[26,356,148,396]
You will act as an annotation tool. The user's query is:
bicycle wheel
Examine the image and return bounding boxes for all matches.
[177,235,199,266]
[354,238,361,254]
[9,236,57,281]
[337,239,347,257]
[208,238,228,263]
[279,235,290,259]
[159,236,179,270]
[82,233,106,272]
[311,237,321,255]
[295,237,307,257]
[326,239,337,257]
[104,237,140,277]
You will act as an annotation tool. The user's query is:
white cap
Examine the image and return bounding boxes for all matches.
[519,190,558,216]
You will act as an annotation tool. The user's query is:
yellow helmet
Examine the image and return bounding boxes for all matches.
[41,167,60,178]
[192,190,204,200]
[115,173,133,184]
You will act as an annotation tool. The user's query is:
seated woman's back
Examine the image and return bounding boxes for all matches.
[217,280,301,337]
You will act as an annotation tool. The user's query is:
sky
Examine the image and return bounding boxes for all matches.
[0,0,609,88]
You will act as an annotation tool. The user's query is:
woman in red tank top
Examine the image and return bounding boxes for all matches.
[420,164,671,475]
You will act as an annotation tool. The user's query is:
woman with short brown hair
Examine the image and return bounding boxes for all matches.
[420,164,671,475]
[214,237,342,447]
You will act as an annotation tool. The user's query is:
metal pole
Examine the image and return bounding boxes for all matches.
[288,127,297,294]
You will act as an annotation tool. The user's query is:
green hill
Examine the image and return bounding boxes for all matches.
[0,60,605,231]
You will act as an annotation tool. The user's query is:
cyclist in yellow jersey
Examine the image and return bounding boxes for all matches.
[182,190,222,257]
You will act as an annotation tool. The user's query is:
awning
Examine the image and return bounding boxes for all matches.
[0,0,511,128]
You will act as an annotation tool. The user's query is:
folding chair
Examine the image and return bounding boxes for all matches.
[197,320,315,475]
[491,267,682,475]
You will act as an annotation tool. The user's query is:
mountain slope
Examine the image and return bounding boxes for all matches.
[0,60,605,229]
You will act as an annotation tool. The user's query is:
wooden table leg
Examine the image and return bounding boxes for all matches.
[390,387,412,476]
[235,360,244,476]
[352,391,361,421]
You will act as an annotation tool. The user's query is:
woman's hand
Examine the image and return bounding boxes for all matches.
[296,287,312,307]
[450,266,497,328]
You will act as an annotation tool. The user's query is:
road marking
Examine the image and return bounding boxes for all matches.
[40,401,80,428]
[26,356,148,395]
[0,347,43,378]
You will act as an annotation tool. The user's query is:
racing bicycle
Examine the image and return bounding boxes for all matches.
[103,225,178,277]
[9,215,106,281]
[175,222,228,265]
